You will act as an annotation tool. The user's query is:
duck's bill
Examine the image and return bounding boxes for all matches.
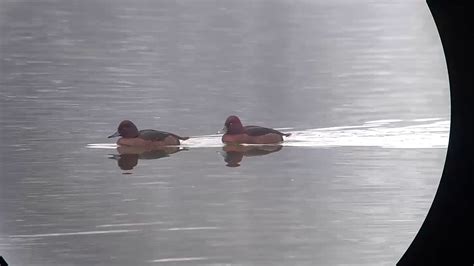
[108,131,121,138]
[217,126,227,134]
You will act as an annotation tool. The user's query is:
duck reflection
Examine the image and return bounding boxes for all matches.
[221,144,283,167]
[109,146,187,171]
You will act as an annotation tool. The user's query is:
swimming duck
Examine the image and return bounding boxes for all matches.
[221,115,291,144]
[108,120,189,147]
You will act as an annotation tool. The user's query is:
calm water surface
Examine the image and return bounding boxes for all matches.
[1,0,449,265]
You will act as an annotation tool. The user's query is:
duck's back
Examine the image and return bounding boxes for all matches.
[244,126,289,137]
[138,129,175,141]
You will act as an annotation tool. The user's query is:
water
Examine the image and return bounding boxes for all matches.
[0,0,449,265]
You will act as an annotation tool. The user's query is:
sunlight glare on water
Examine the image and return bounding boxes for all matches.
[88,118,449,149]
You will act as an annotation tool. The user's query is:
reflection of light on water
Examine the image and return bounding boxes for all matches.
[287,119,449,148]
[87,143,118,149]
[150,257,208,263]
[10,229,140,238]
[87,118,449,150]
[181,134,222,148]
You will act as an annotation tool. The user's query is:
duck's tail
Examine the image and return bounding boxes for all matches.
[177,136,190,141]
[282,133,292,137]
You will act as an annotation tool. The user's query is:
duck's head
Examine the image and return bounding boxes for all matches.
[222,115,244,134]
[108,120,139,139]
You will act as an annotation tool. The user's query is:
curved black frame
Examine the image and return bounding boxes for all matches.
[398,0,473,264]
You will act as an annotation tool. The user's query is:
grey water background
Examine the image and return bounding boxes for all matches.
[0,0,449,265]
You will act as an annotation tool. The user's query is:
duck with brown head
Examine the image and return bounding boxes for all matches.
[108,120,189,147]
[221,115,291,144]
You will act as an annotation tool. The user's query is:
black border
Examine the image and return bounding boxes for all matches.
[398,0,473,264]
[0,256,8,266]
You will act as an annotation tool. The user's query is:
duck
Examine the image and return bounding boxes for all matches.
[108,120,189,147]
[221,115,291,144]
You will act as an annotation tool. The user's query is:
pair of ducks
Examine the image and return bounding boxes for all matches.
[108,115,291,146]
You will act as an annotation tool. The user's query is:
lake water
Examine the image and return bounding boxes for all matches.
[0,0,449,265]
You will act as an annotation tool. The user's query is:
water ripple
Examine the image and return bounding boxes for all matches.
[150,257,208,263]
[10,229,140,238]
